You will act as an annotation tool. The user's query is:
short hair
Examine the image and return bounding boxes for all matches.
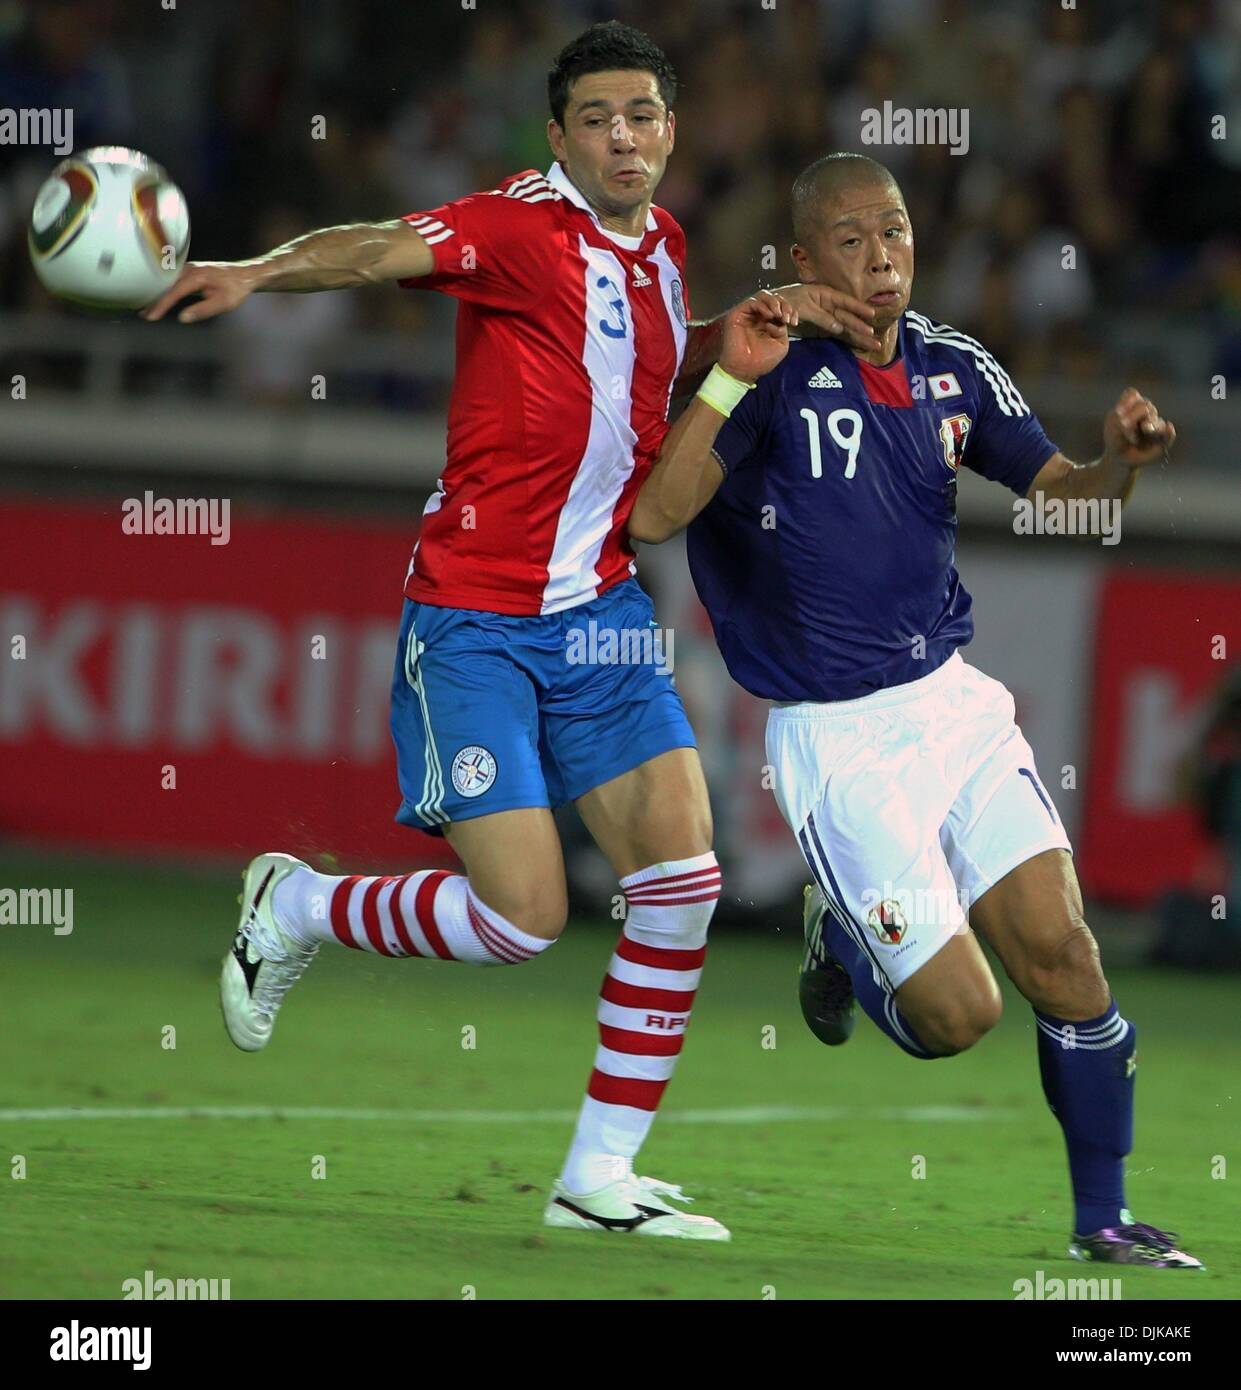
[547,21,677,129]
[791,153,902,243]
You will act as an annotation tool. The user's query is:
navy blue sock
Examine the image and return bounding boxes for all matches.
[1035,1000,1136,1236]
[819,899,938,1059]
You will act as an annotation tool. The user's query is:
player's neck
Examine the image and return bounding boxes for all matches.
[853,322,900,368]
[596,204,650,238]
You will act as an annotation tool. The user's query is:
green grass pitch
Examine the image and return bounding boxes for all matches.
[2,849,1236,1300]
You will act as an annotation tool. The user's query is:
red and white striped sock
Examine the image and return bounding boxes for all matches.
[560,852,721,1195]
[271,866,552,966]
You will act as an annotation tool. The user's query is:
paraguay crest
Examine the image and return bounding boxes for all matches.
[670,277,686,328]
[938,413,972,471]
[451,745,497,798]
[866,898,907,945]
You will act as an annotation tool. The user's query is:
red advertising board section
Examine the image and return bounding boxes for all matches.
[0,497,457,868]
[1080,571,1241,905]
[4,497,1239,907]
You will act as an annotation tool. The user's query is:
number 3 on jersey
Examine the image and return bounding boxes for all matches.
[800,407,863,479]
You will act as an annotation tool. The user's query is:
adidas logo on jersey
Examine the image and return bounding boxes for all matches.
[807,367,843,389]
[631,266,652,288]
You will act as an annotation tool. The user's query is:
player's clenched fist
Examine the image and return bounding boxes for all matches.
[1102,387,1177,470]
[140,262,257,323]
[718,289,796,384]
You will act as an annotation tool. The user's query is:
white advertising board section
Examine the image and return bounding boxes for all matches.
[638,536,1100,912]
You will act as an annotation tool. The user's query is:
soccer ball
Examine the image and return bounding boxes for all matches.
[28,146,190,311]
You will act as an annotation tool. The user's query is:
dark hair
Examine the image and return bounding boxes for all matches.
[547,21,677,128]
[791,152,901,243]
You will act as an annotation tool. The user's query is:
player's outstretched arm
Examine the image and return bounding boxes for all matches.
[629,292,793,545]
[1026,387,1177,505]
[140,220,436,324]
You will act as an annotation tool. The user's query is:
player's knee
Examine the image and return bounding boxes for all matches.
[510,896,569,942]
[916,985,1003,1056]
[478,882,568,942]
[1017,917,1109,1015]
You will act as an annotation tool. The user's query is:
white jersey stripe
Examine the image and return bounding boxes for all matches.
[539,237,638,613]
[906,311,1027,416]
[407,216,448,234]
[907,315,1023,416]
[651,237,689,409]
[502,172,547,199]
[906,310,1025,411]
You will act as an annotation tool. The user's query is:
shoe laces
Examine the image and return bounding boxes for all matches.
[240,916,315,1018]
[240,911,284,960]
[1119,1220,1177,1251]
[635,1176,694,1205]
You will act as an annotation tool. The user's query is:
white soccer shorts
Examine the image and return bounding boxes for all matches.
[766,651,1072,990]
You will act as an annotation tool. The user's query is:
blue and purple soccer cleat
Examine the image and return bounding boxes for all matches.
[1069,1211,1204,1269]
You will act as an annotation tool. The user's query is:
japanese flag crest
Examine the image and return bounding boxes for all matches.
[938,413,972,472]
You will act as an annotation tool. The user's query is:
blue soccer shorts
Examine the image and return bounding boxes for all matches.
[389,577,696,834]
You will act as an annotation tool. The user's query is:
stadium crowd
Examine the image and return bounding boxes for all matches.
[1,0,1238,406]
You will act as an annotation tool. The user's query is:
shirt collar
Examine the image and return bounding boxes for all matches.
[546,161,657,234]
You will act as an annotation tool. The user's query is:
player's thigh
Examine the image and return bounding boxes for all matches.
[772,705,996,1035]
[968,848,1110,1019]
[937,668,1096,1012]
[575,747,713,880]
[802,812,1001,1054]
[389,598,568,934]
[443,808,568,940]
[546,579,710,878]
[769,700,954,967]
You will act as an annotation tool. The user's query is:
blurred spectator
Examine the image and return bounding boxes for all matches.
[221,204,357,406]
[0,0,1235,404]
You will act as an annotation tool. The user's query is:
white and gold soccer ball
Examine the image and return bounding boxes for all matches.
[28,146,190,311]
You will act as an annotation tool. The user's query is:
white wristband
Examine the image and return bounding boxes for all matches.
[697,363,756,418]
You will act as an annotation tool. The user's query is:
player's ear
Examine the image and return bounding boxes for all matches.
[790,243,812,282]
[547,117,565,159]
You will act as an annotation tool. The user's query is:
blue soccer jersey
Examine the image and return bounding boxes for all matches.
[685,310,1058,701]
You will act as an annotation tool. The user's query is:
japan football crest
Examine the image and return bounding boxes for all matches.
[938,413,972,472]
[866,899,907,945]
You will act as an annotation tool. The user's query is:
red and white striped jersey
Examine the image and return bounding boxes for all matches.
[398,161,691,615]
